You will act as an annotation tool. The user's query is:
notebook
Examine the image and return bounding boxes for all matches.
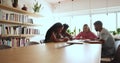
[67,39,101,44]
[84,39,101,44]
[67,39,84,44]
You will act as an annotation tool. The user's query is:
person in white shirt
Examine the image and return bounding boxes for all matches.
[94,21,115,57]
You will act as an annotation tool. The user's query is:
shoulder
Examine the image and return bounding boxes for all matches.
[101,28,109,33]
[102,28,108,31]
[100,28,111,36]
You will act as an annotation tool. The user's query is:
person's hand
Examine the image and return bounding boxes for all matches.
[63,37,69,41]
[90,38,96,40]
[99,39,105,43]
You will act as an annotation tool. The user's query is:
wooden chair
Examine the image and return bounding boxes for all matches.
[0,45,11,50]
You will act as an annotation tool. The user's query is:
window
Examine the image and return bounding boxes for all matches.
[33,12,118,40]
[117,12,120,28]
[92,13,116,33]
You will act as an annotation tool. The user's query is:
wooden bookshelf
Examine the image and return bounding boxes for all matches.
[0,34,19,37]
[22,23,42,26]
[0,4,42,17]
[0,20,22,25]
[0,20,41,26]
[0,34,38,37]
[20,34,36,37]
[0,3,40,47]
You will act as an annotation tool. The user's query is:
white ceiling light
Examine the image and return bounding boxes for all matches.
[89,0,92,17]
[106,0,108,15]
[89,0,92,30]
[71,0,74,16]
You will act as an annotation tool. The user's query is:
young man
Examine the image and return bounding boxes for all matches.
[94,21,115,57]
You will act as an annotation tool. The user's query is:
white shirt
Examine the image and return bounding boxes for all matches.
[98,28,115,55]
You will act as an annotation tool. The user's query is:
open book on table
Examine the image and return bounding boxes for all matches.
[67,39,85,44]
[67,39,101,44]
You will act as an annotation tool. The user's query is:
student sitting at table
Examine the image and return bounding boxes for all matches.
[93,21,115,57]
[44,22,69,43]
[75,24,97,40]
[61,24,73,40]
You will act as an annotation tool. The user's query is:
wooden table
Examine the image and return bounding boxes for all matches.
[0,43,101,63]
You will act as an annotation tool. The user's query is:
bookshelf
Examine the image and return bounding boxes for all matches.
[0,20,42,26]
[0,4,41,47]
[0,34,36,37]
[0,4,42,17]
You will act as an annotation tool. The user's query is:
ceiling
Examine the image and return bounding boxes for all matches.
[45,0,71,4]
[41,0,120,16]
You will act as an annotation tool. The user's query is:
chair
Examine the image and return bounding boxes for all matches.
[101,48,115,62]
[109,45,120,63]
[0,45,12,50]
[101,53,115,61]
[28,41,39,46]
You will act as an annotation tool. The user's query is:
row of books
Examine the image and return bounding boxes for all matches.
[22,27,40,34]
[0,38,30,47]
[0,10,33,24]
[0,24,40,35]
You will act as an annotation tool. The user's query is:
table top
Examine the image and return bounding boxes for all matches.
[0,43,101,63]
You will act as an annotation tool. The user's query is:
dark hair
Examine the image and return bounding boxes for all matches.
[83,24,88,27]
[46,22,63,34]
[45,22,63,42]
[63,24,69,29]
[51,22,63,32]
[94,21,103,26]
